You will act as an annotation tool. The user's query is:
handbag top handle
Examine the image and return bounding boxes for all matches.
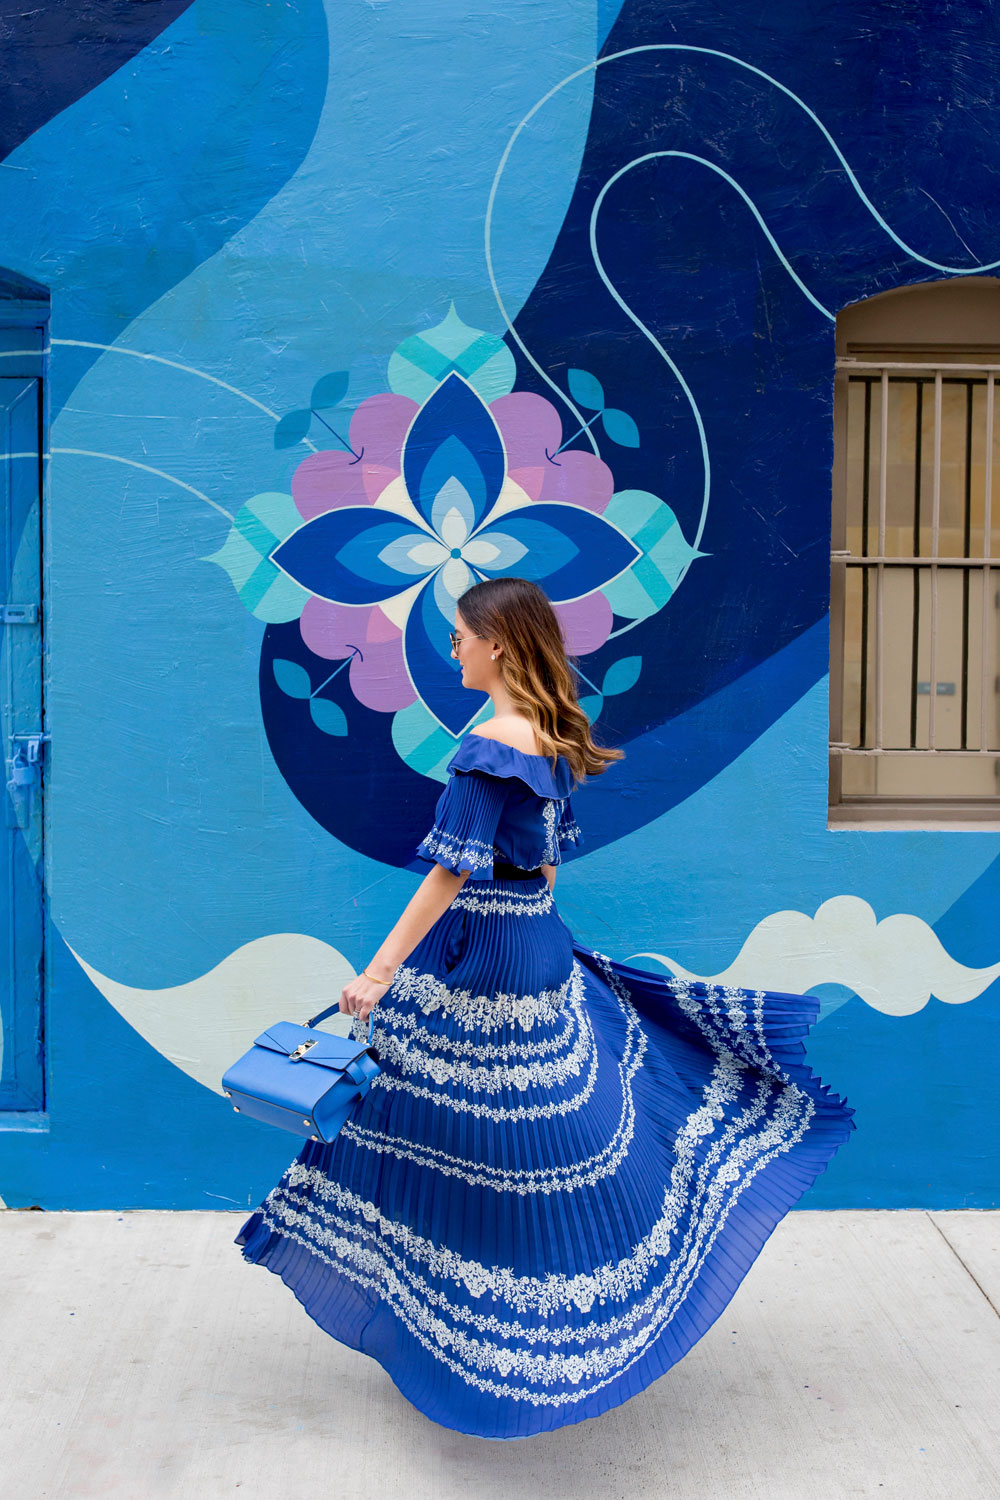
[304,1002,376,1042]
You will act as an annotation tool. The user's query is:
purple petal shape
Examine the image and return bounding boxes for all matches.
[292,449,369,520]
[490,392,562,500]
[291,392,417,519]
[555,592,614,655]
[349,393,418,503]
[300,599,416,712]
[540,448,614,514]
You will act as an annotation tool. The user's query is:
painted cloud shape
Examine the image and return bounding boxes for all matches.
[631,895,1000,1017]
[67,894,998,1107]
[68,935,358,1094]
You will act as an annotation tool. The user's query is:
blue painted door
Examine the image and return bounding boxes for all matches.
[0,373,45,1111]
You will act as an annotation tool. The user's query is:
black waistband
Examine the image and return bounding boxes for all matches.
[492,861,544,882]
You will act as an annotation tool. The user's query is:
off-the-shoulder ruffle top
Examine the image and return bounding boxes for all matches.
[415,732,582,879]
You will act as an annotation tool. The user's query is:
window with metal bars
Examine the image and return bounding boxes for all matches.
[829,278,1000,825]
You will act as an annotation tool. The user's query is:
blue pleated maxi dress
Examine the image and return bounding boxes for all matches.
[234,732,856,1439]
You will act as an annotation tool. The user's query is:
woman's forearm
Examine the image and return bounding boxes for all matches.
[541,863,556,891]
[366,862,469,979]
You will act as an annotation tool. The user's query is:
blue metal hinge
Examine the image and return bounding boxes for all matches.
[1,604,39,624]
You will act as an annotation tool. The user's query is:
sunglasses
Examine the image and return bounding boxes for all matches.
[449,631,479,653]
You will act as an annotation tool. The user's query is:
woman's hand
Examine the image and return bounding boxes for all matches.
[339,971,392,1023]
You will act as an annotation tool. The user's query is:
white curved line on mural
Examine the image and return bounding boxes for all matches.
[629,894,1000,1017]
[49,339,320,454]
[67,935,358,1094]
[589,149,833,634]
[52,449,234,520]
[486,42,1000,445]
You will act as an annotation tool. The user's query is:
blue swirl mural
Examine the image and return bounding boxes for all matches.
[0,0,999,1208]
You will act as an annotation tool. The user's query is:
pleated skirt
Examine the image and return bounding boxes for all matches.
[234,874,856,1439]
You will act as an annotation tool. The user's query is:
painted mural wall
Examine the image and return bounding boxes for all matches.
[1,0,998,1209]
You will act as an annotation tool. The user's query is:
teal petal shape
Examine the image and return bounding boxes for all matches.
[202,492,310,623]
[273,659,313,698]
[388,303,516,404]
[602,656,642,696]
[275,409,312,448]
[309,697,349,735]
[601,490,706,622]
[567,368,606,411]
[310,371,349,409]
[601,407,640,448]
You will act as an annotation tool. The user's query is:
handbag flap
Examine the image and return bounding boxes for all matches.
[253,1021,376,1071]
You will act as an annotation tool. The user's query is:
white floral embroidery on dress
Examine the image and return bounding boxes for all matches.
[417,824,495,873]
[341,973,648,1193]
[373,1031,599,1120]
[371,995,595,1093]
[557,808,582,846]
[259,1197,698,1391]
[387,959,579,1032]
[669,975,794,1082]
[258,1060,817,1406]
[371,997,580,1061]
[451,886,554,917]
[540,799,559,864]
[278,1059,753,1327]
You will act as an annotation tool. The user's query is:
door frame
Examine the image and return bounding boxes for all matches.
[0,291,49,1120]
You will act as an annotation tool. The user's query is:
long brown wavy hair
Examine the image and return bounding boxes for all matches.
[457,577,624,784]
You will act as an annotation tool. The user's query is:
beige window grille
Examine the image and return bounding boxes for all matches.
[829,279,1000,826]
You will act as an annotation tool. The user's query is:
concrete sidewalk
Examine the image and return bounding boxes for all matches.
[1,1209,998,1499]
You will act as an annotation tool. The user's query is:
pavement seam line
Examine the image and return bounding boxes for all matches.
[927,1211,1000,1321]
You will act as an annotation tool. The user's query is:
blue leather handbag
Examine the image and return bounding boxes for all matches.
[221,1001,381,1143]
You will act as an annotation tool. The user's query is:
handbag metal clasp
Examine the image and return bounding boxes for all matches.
[288,1037,318,1061]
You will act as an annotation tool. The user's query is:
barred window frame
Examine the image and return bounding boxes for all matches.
[828,278,1000,828]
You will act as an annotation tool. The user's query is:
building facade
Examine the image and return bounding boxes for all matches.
[1,0,999,1208]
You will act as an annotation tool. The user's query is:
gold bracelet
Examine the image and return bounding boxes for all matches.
[362,967,393,986]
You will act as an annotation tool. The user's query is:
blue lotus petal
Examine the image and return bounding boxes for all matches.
[432,558,475,610]
[430,473,476,545]
[462,530,528,570]
[377,531,445,576]
[422,437,487,525]
[475,504,640,600]
[475,521,577,577]
[270,507,428,605]
[405,572,482,735]
[402,373,505,533]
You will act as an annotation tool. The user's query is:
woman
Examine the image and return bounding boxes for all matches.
[235,575,856,1440]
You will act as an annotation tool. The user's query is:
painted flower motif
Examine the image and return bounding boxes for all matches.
[206,306,704,791]
[271,373,640,735]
